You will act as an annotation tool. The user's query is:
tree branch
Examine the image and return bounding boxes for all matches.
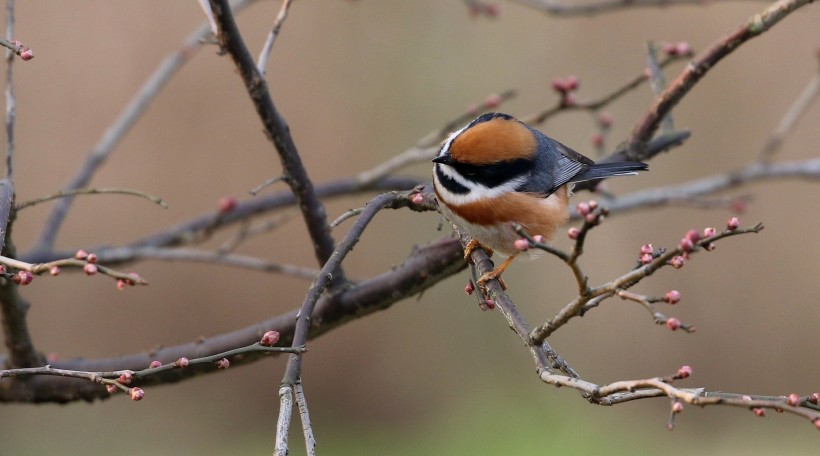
[209,0,344,286]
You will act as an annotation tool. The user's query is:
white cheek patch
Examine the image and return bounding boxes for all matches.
[434,163,527,206]
[437,125,468,158]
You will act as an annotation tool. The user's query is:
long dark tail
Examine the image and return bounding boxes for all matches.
[573,161,648,183]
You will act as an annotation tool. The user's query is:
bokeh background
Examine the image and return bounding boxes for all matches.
[0,1,818,454]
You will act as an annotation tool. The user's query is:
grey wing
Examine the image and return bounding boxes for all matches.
[515,133,590,196]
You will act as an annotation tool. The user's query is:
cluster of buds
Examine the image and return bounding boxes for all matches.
[576,200,603,225]
[11,270,33,286]
[76,250,99,275]
[10,40,33,61]
[551,75,579,107]
[591,112,614,149]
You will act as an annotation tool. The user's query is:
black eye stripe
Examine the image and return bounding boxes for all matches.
[450,158,531,188]
[435,165,470,194]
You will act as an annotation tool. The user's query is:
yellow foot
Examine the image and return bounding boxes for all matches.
[476,254,517,289]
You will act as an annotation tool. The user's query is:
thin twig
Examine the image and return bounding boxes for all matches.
[257,0,294,76]
[295,381,317,456]
[511,0,770,17]
[759,60,820,161]
[16,187,168,211]
[33,0,256,252]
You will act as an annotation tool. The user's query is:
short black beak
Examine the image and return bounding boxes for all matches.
[432,152,453,165]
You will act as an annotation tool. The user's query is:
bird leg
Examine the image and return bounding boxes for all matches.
[477,254,516,288]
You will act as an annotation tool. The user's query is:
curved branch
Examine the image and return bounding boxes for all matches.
[0,235,464,403]
[627,0,813,157]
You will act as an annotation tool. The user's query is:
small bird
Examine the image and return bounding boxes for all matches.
[432,112,647,286]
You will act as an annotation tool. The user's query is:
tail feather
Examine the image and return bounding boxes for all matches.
[573,161,648,183]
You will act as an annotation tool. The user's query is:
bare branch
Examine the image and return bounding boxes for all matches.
[628,0,813,157]
[257,0,294,76]
[33,0,257,252]
[209,0,344,286]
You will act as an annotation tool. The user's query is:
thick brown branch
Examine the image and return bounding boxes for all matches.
[0,235,464,403]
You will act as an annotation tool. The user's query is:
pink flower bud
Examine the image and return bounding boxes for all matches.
[665,317,681,331]
[576,201,590,216]
[753,408,765,417]
[83,263,98,275]
[564,75,579,92]
[679,237,694,253]
[814,418,820,430]
[484,93,502,108]
[86,253,98,264]
[669,255,685,269]
[175,357,189,368]
[0,265,5,274]
[149,360,162,369]
[75,249,89,260]
[49,266,60,276]
[532,235,545,244]
[704,243,716,251]
[591,132,604,148]
[216,358,230,369]
[598,112,613,128]
[485,3,502,17]
[19,48,33,61]
[584,213,598,224]
[16,271,33,285]
[640,244,653,255]
[106,384,118,394]
[786,393,801,406]
[129,387,145,401]
[464,280,475,295]
[742,395,752,402]
[411,193,424,205]
[809,393,819,405]
[672,401,684,413]
[567,227,580,240]
[640,253,653,265]
[587,200,598,210]
[217,196,238,214]
[685,229,700,243]
[483,299,496,310]
[551,77,567,93]
[260,330,280,346]
[664,290,681,305]
[727,217,740,230]
[703,227,716,238]
[11,273,21,285]
[118,371,133,384]
[675,41,692,56]
[117,279,127,291]
[513,238,530,252]
[677,365,692,378]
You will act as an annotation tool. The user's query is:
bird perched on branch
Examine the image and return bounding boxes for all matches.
[432,112,647,286]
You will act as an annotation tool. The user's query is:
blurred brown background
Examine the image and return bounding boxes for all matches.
[0,1,818,454]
